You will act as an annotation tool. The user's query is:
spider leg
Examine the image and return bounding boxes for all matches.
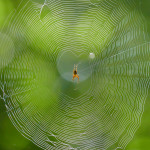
[76,75,79,81]
[73,64,75,74]
[72,75,76,80]
[76,75,79,83]
[76,65,77,72]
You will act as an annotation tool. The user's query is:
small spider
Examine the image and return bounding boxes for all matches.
[72,64,79,81]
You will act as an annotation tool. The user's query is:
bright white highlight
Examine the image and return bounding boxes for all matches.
[89,53,95,59]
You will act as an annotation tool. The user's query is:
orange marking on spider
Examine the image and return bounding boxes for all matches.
[72,64,79,82]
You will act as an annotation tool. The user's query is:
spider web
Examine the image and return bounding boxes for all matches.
[0,0,150,149]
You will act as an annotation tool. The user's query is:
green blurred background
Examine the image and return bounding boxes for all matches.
[0,0,150,149]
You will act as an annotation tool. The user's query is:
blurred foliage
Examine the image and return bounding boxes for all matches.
[0,0,150,150]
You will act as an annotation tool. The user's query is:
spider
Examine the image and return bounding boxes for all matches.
[72,64,79,81]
